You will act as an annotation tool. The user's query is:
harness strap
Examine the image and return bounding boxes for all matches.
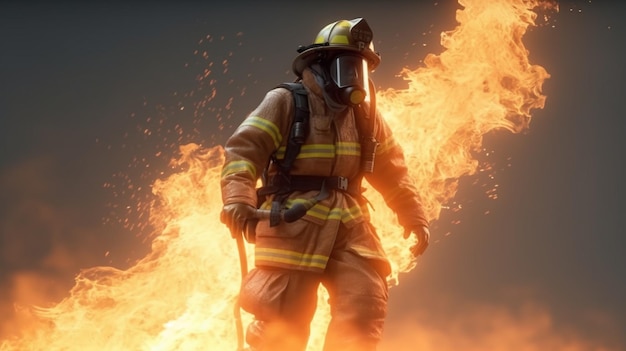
[260,175,361,197]
[266,82,311,226]
[275,83,309,174]
[258,82,368,226]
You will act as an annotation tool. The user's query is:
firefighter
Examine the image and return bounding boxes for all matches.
[220,18,430,351]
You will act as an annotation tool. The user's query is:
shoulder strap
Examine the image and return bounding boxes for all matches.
[268,83,309,226]
[257,82,311,227]
[275,82,310,174]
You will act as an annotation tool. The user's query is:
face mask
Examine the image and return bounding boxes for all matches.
[328,54,370,106]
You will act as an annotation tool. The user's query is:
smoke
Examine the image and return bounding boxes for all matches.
[381,296,624,351]
[0,156,141,339]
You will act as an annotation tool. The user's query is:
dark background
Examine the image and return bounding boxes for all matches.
[1,0,624,349]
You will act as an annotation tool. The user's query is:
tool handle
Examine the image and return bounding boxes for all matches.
[231,229,247,351]
[253,203,308,223]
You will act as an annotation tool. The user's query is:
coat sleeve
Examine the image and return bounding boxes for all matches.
[364,111,430,230]
[221,88,293,207]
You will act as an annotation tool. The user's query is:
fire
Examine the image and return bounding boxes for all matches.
[1,0,553,350]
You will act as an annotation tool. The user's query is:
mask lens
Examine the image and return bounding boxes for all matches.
[330,55,368,88]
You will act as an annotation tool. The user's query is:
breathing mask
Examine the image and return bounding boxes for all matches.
[326,54,370,106]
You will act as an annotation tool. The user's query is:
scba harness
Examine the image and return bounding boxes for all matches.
[257,82,370,228]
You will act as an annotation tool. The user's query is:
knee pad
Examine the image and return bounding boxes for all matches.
[245,320,265,350]
[238,268,290,319]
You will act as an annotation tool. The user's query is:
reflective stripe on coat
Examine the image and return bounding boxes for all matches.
[221,68,428,273]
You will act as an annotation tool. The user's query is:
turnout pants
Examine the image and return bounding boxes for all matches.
[238,222,390,351]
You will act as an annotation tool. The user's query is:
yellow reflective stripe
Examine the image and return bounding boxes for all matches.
[309,204,334,221]
[283,200,365,223]
[256,247,328,269]
[376,136,395,155]
[340,205,365,223]
[285,198,316,211]
[275,144,336,160]
[274,143,361,160]
[275,146,286,159]
[298,144,336,158]
[336,142,360,156]
[241,116,282,148]
[221,160,257,179]
[327,208,344,221]
[284,200,333,221]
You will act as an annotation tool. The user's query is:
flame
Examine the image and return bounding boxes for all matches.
[1,0,556,350]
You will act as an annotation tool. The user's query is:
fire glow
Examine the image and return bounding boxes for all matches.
[1,0,555,350]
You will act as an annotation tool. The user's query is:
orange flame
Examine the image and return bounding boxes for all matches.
[1,0,555,350]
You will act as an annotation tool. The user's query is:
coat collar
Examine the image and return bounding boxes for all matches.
[301,68,324,98]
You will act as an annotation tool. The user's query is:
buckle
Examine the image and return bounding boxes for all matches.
[337,176,348,191]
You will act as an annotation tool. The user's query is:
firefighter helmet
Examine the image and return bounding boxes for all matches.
[292,18,381,77]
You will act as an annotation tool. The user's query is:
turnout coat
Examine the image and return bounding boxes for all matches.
[221,69,428,275]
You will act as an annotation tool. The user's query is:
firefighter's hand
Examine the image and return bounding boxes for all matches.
[221,203,256,238]
[403,225,430,257]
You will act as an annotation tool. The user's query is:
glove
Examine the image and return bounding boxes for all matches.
[221,203,257,238]
[403,225,430,257]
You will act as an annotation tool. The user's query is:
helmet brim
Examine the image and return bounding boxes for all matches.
[292,45,381,77]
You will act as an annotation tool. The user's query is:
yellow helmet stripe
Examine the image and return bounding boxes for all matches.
[329,35,350,45]
[314,35,326,44]
[337,20,351,28]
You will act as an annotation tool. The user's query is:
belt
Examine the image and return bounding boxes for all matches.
[257,174,363,227]
[260,175,361,196]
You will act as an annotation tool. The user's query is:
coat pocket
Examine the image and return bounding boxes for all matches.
[255,215,320,239]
